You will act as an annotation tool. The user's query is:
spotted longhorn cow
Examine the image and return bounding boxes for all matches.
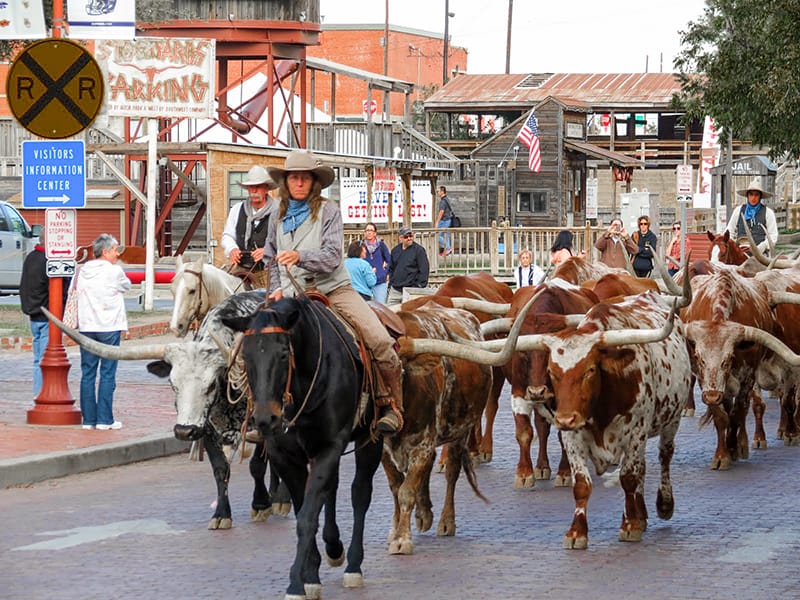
[406,288,692,548]
[503,279,599,489]
[386,302,493,555]
[551,255,629,285]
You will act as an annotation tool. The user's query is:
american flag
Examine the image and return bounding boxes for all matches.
[518,109,541,172]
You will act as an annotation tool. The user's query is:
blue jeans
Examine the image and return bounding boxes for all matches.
[80,331,121,426]
[372,281,388,304]
[30,319,49,398]
[438,218,452,251]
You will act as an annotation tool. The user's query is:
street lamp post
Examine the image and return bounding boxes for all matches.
[443,1,455,85]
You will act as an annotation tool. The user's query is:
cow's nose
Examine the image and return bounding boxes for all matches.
[173,424,203,441]
[526,385,552,403]
[702,390,724,406]
[554,411,584,431]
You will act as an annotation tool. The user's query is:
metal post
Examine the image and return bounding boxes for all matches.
[443,0,450,85]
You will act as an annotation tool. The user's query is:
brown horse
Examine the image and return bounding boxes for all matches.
[707,230,750,265]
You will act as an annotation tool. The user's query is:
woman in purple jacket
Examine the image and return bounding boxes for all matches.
[360,222,392,303]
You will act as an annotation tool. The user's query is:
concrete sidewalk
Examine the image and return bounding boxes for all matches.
[0,315,191,488]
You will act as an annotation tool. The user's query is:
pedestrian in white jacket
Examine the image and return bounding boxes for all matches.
[74,233,131,430]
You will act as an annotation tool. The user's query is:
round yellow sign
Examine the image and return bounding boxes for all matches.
[6,38,105,139]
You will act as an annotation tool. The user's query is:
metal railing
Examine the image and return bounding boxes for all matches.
[345,222,678,280]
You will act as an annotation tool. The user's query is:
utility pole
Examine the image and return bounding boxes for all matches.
[443,0,452,85]
[383,0,390,119]
[505,0,513,74]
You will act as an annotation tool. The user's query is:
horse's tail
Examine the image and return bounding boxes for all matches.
[461,446,489,504]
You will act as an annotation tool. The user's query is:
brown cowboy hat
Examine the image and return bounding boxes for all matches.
[239,165,278,189]
[736,177,773,199]
[267,150,336,189]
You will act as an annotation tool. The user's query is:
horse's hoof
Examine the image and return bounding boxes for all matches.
[208,517,232,530]
[434,462,445,473]
[752,438,767,450]
[325,549,345,568]
[619,528,644,542]
[477,451,492,464]
[304,583,322,599]
[437,519,456,537]
[250,507,272,522]
[343,572,364,588]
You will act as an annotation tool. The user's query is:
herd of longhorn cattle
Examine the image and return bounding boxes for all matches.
[45,226,800,600]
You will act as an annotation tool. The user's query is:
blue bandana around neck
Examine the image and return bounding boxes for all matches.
[283,199,311,234]
[743,201,761,221]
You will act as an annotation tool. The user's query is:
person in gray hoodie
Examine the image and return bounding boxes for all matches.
[73,233,131,430]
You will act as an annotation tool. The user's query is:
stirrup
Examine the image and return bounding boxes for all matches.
[376,408,401,435]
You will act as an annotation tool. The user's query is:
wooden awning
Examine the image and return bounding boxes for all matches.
[564,140,642,168]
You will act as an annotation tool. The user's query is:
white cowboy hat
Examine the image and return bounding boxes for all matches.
[267,150,336,189]
[239,165,278,189]
[736,177,773,199]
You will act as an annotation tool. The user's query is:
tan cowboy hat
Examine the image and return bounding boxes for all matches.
[239,165,278,189]
[267,149,336,189]
[736,177,773,199]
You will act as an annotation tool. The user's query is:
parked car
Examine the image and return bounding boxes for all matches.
[0,200,42,293]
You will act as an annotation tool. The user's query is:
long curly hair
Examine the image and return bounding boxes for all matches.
[276,177,325,220]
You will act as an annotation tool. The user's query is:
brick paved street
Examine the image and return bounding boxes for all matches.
[2,362,800,599]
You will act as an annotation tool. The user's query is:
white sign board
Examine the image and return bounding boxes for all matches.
[676,165,693,194]
[585,177,598,219]
[47,259,77,278]
[340,177,432,224]
[0,0,47,39]
[95,38,216,118]
[45,208,77,259]
[67,0,135,40]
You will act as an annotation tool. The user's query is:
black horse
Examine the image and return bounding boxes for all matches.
[223,295,383,600]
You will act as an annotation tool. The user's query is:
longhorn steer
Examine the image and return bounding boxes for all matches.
[400,272,513,464]
[503,280,599,488]
[552,255,629,285]
[681,269,793,468]
[405,291,691,548]
[385,302,492,555]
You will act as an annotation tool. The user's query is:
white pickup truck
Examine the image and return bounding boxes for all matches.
[0,200,42,294]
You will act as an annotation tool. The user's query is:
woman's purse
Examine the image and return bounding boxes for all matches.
[63,271,79,328]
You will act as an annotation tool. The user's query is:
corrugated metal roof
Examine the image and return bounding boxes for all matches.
[424,72,681,111]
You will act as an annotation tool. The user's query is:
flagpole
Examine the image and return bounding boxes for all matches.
[496,137,520,167]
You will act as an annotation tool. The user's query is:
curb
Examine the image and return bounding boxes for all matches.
[0,433,190,488]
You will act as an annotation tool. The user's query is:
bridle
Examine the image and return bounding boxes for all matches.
[182,267,211,334]
[243,309,323,431]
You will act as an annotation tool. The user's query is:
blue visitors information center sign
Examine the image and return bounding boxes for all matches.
[22,140,86,208]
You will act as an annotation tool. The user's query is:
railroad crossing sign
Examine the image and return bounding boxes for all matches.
[45,208,77,259]
[22,140,86,208]
[6,38,104,139]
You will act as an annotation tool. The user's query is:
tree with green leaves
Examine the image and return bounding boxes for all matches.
[674,0,800,159]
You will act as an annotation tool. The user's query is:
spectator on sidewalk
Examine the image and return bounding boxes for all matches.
[20,232,69,398]
[387,226,429,306]
[75,233,131,430]
[360,222,391,303]
[345,241,377,301]
[514,248,545,289]
[594,217,638,269]
[436,186,454,256]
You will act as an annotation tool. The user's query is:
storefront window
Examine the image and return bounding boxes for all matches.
[517,191,547,213]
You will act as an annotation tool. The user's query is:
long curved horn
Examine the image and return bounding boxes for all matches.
[597,304,676,347]
[480,318,512,337]
[672,259,692,309]
[744,219,795,268]
[623,242,635,276]
[210,331,232,363]
[450,297,511,315]
[736,324,800,366]
[401,289,545,365]
[768,291,800,307]
[42,307,167,360]
[652,250,682,295]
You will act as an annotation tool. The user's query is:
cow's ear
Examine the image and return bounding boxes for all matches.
[221,315,252,332]
[598,347,636,377]
[147,360,172,378]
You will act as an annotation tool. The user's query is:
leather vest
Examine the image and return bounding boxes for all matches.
[735,204,767,245]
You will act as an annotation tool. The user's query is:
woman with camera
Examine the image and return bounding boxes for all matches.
[594,217,638,269]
